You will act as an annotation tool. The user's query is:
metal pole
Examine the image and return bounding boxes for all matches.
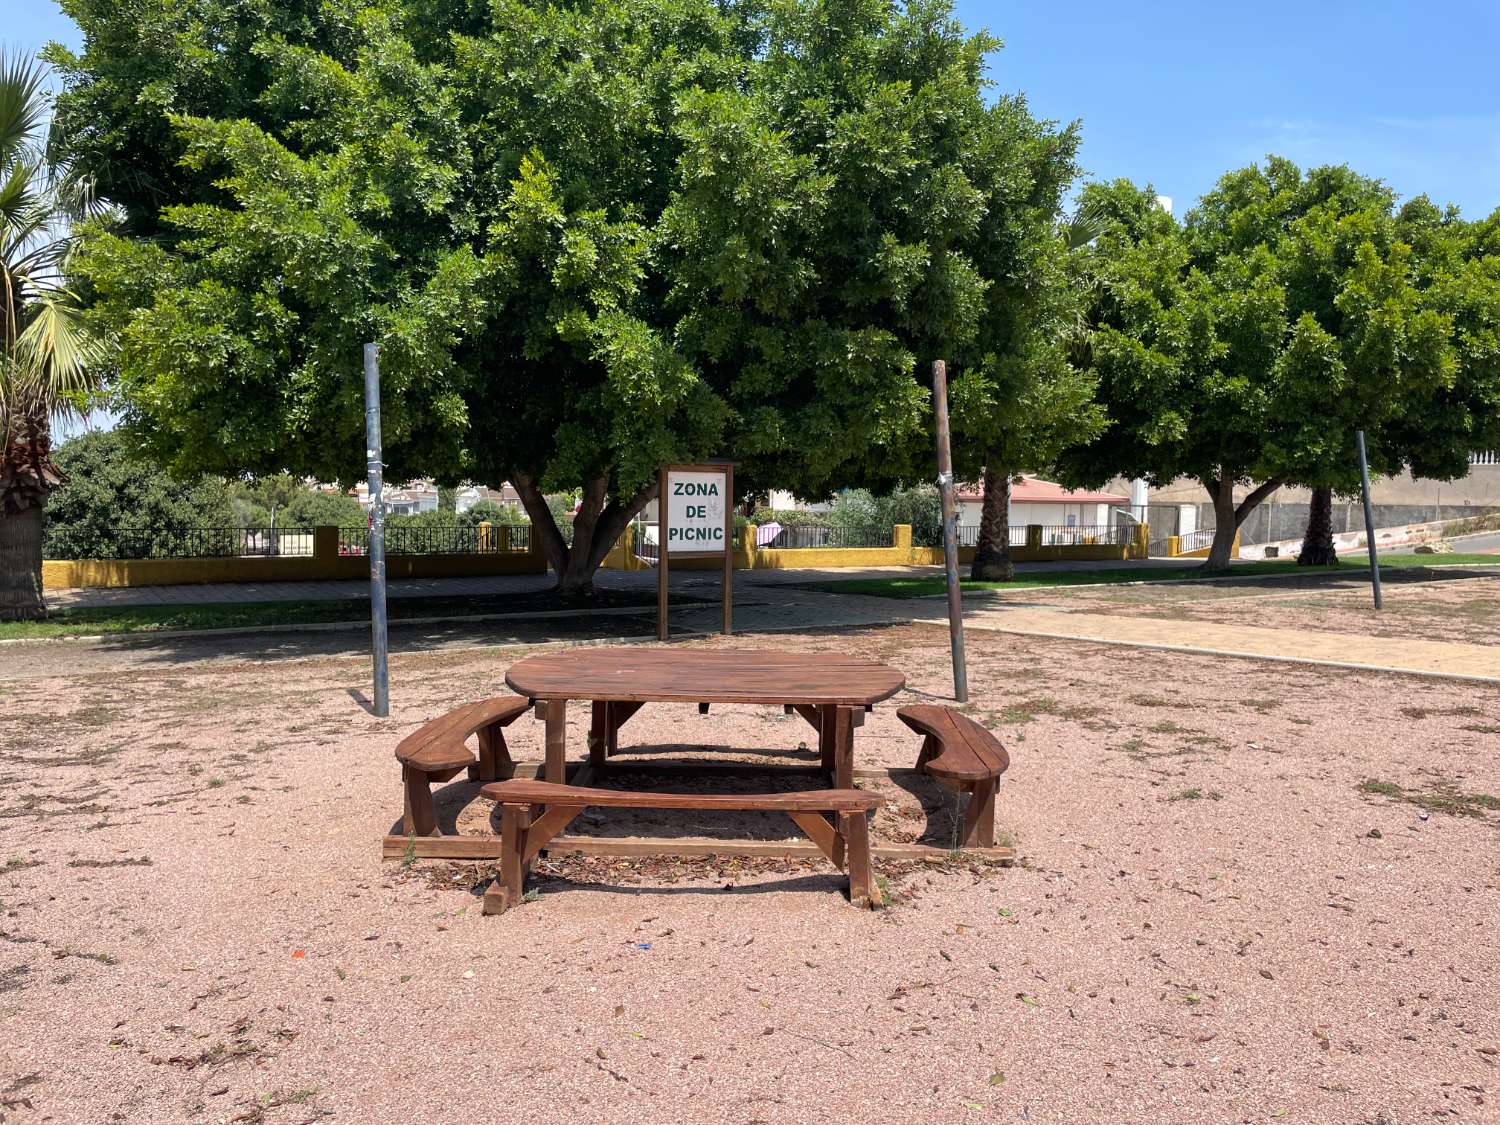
[1356,429,1382,610]
[657,466,669,641]
[364,342,390,715]
[932,360,968,702]
[722,462,734,636]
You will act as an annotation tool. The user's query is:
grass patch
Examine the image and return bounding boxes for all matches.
[1358,778,1500,818]
[1,587,710,641]
[1399,704,1484,720]
[804,555,1500,599]
[1168,788,1222,801]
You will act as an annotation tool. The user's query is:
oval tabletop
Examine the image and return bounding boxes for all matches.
[505,647,905,707]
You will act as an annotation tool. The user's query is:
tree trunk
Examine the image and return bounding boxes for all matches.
[1297,486,1339,566]
[969,464,1013,581]
[0,504,46,621]
[0,410,58,621]
[1203,477,1239,571]
[511,471,658,598]
[1199,473,1282,572]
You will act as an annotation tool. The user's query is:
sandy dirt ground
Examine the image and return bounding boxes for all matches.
[1,620,1498,1124]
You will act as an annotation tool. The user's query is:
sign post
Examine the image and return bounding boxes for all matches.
[657,462,734,641]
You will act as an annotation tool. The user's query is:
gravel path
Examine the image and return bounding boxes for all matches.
[1,625,1497,1123]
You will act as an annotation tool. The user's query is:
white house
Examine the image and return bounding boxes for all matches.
[955,476,1128,530]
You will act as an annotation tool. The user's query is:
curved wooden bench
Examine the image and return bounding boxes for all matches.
[897,705,1010,847]
[479,779,883,914]
[395,696,530,836]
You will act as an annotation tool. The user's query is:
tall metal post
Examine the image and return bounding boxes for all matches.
[932,360,968,702]
[1356,429,1383,610]
[364,343,390,715]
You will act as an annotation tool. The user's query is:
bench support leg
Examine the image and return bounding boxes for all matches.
[788,811,843,870]
[961,779,996,848]
[402,766,438,837]
[485,803,532,915]
[473,723,513,783]
[607,701,643,756]
[840,811,878,908]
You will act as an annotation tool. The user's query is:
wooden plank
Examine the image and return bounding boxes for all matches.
[381,834,1015,863]
[594,760,826,777]
[481,779,881,812]
[505,649,906,707]
[441,760,910,780]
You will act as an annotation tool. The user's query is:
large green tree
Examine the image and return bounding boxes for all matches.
[53,0,1080,594]
[1,51,111,620]
[1061,160,1457,570]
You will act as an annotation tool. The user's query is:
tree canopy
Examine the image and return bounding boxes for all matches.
[51,0,1081,592]
[42,428,235,559]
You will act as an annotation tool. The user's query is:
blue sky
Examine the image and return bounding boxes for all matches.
[9,0,1500,217]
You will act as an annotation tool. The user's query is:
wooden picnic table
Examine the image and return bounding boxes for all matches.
[504,647,906,789]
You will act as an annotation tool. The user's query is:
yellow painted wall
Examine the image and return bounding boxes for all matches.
[1166,531,1240,559]
[47,516,1157,590]
[43,523,547,589]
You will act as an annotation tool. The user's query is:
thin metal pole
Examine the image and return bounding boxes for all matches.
[364,342,390,716]
[932,360,968,702]
[1356,429,1383,610]
[722,462,734,635]
[657,467,669,641]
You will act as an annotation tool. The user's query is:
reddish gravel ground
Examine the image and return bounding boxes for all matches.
[1,621,1498,1124]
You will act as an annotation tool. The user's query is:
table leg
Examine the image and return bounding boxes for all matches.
[833,705,854,791]
[818,706,835,773]
[589,701,608,767]
[543,699,568,784]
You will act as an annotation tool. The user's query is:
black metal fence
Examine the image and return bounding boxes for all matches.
[338,524,531,556]
[755,523,894,549]
[83,527,316,560]
[954,524,1029,549]
[1177,528,1216,553]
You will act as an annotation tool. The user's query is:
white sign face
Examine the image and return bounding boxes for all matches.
[665,470,728,554]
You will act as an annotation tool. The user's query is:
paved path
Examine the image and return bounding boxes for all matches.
[42,558,1209,609]
[23,561,1500,686]
[957,602,1500,683]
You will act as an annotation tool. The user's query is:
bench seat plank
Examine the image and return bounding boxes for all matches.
[896,705,1009,781]
[395,696,530,769]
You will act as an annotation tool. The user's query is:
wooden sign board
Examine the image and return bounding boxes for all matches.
[657,462,733,640]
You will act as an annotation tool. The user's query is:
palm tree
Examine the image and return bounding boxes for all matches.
[0,51,109,621]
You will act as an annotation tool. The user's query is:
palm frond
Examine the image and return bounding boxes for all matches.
[0,50,49,169]
[1061,200,1109,250]
[2,294,108,427]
